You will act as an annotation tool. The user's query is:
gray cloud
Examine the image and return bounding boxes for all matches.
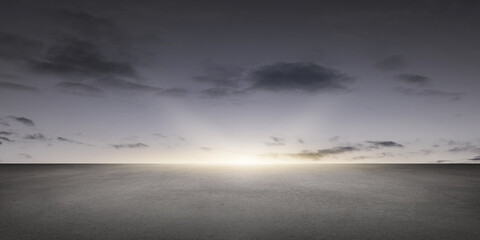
[470,156,480,161]
[287,140,403,160]
[201,87,245,98]
[29,38,138,79]
[0,131,13,135]
[57,137,83,145]
[56,82,103,96]
[367,141,404,148]
[396,87,465,101]
[318,146,358,155]
[0,82,39,92]
[24,133,47,141]
[195,65,245,88]
[57,10,121,39]
[376,55,407,71]
[0,32,43,60]
[112,143,148,149]
[448,142,480,153]
[0,136,13,142]
[265,136,286,146]
[156,88,190,97]
[8,116,35,126]
[248,62,352,93]
[395,74,429,86]
[88,77,160,92]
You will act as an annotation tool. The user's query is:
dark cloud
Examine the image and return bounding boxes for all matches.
[0,131,13,135]
[396,87,464,101]
[248,62,352,93]
[0,136,13,142]
[265,136,286,146]
[57,137,83,145]
[367,141,404,148]
[9,116,35,126]
[469,156,480,161]
[376,55,407,71]
[57,10,121,38]
[153,133,167,138]
[287,140,403,160]
[317,146,358,155]
[24,133,47,141]
[448,142,480,153]
[88,77,160,92]
[201,87,245,98]
[297,138,304,144]
[0,82,39,92]
[156,88,190,97]
[0,73,22,80]
[0,32,43,60]
[395,74,429,86]
[195,65,245,88]
[328,136,341,143]
[29,38,138,79]
[56,82,103,96]
[112,143,148,149]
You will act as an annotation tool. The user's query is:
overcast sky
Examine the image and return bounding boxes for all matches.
[1,0,479,163]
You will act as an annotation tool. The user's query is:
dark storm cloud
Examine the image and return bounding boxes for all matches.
[470,156,480,161]
[0,32,43,60]
[396,87,464,101]
[395,74,429,86]
[88,77,160,92]
[24,133,47,141]
[367,141,404,148]
[248,62,352,93]
[29,38,138,79]
[195,65,245,88]
[376,55,407,71]
[0,82,39,92]
[56,82,103,96]
[112,143,148,149]
[156,88,190,97]
[8,117,35,126]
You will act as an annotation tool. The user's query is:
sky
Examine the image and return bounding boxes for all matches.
[1,0,480,163]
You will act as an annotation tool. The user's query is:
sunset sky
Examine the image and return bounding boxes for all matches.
[1,0,480,163]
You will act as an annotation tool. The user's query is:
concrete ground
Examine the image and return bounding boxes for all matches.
[1,164,479,240]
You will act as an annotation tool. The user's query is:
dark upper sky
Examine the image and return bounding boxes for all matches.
[1,0,479,163]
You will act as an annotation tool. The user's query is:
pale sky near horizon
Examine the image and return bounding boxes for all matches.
[1,0,480,163]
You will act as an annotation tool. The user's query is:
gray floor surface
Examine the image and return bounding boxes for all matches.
[1,164,479,240]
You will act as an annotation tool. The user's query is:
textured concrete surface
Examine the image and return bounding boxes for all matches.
[1,164,479,240]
